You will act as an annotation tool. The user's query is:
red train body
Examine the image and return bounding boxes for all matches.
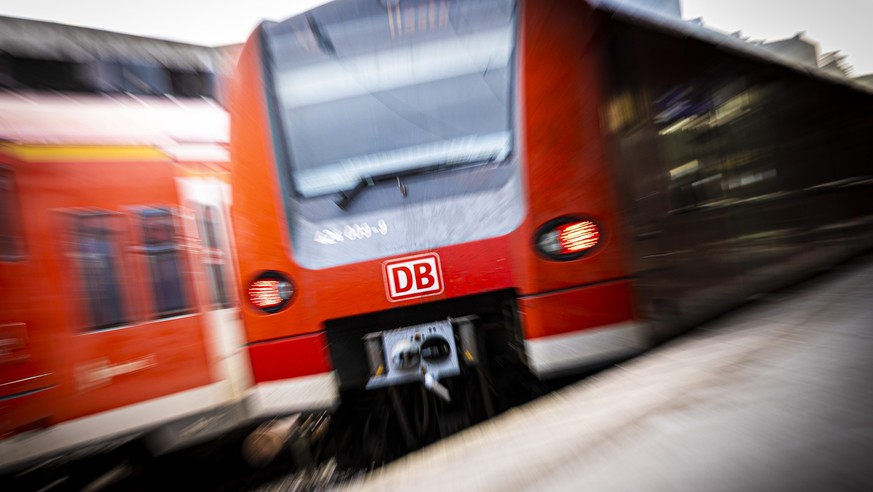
[230,0,873,450]
[0,92,250,471]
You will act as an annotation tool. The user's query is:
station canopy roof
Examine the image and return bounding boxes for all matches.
[0,16,219,72]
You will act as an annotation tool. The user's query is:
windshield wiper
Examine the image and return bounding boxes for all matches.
[333,163,448,210]
[335,176,373,210]
[335,171,413,211]
[333,156,505,210]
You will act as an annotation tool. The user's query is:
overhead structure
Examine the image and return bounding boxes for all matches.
[0,16,237,100]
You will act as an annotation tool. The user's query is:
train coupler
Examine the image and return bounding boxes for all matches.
[363,317,480,400]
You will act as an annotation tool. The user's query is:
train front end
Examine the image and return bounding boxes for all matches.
[232,0,645,431]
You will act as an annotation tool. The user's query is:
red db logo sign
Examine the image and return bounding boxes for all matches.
[383,253,444,302]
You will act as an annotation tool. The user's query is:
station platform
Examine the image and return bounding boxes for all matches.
[344,257,873,491]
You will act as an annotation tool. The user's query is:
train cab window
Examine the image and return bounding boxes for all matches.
[0,168,25,260]
[196,205,232,308]
[140,208,190,318]
[72,213,128,330]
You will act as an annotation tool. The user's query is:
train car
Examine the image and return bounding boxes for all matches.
[229,0,873,454]
[0,91,250,474]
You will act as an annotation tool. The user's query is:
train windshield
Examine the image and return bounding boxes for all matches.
[265,0,516,198]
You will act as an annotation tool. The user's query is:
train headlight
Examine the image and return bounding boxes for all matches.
[535,217,602,260]
[247,271,294,313]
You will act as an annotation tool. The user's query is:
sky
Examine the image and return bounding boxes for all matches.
[683,0,873,75]
[1,0,871,74]
[0,0,334,46]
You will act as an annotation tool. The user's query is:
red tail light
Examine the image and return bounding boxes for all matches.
[536,218,602,260]
[247,272,294,313]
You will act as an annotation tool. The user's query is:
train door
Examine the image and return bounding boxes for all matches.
[0,161,59,438]
[176,174,251,403]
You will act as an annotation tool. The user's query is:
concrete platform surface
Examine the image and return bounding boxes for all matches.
[344,258,873,492]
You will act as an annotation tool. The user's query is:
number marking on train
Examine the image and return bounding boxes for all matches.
[314,220,389,245]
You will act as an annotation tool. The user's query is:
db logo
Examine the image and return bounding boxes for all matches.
[383,253,444,302]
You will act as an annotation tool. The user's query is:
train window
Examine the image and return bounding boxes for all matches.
[196,205,232,308]
[140,208,191,318]
[84,61,172,96]
[170,70,216,99]
[72,213,128,330]
[5,56,91,92]
[267,0,517,198]
[0,168,25,260]
[120,63,171,96]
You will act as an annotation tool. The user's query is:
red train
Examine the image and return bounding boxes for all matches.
[231,0,873,454]
[0,91,251,473]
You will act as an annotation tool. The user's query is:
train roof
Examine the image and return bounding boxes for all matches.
[261,0,871,95]
[587,0,873,95]
[0,91,228,161]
